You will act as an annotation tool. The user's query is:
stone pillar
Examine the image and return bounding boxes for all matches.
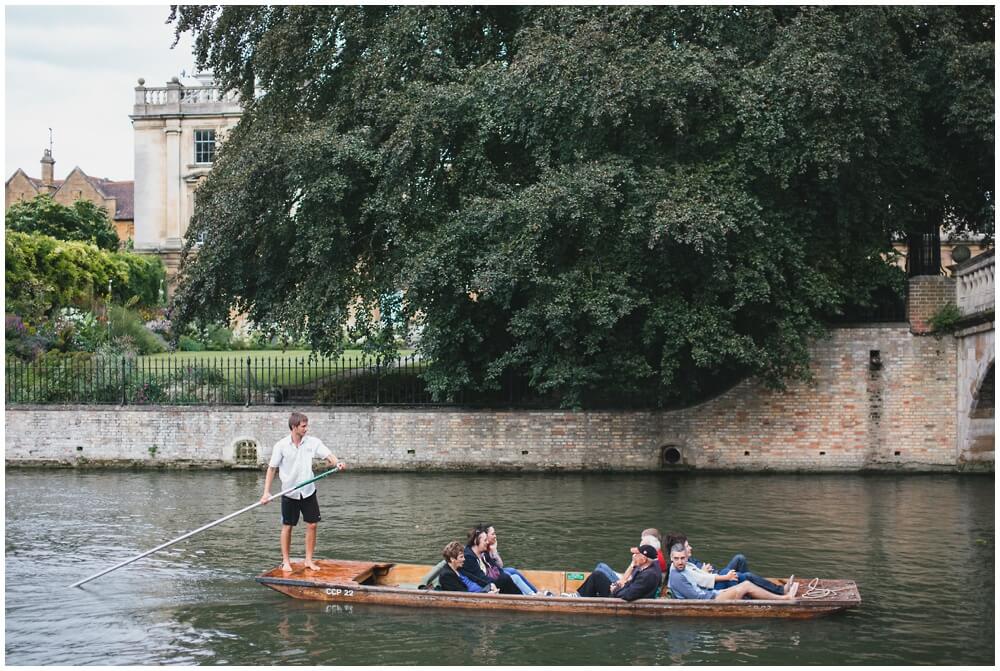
[164,121,182,245]
[907,276,956,334]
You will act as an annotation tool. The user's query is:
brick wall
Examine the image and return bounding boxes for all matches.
[907,276,956,334]
[5,325,980,472]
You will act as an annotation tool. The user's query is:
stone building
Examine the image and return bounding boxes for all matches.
[130,73,243,284]
[5,150,135,242]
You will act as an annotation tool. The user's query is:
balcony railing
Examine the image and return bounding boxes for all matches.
[133,79,251,112]
[954,249,995,316]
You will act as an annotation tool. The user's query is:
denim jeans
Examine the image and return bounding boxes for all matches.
[719,553,749,575]
[592,562,622,583]
[713,570,783,595]
[502,567,538,593]
[505,572,538,596]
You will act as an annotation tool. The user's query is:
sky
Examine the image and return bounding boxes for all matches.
[5,4,199,182]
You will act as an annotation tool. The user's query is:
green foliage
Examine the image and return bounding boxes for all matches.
[6,194,120,251]
[5,230,167,322]
[171,6,994,407]
[4,351,118,403]
[55,307,105,351]
[204,323,234,351]
[107,305,167,355]
[5,313,55,360]
[928,302,963,334]
[178,335,206,351]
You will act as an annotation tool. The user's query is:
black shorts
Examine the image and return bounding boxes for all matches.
[281,492,321,526]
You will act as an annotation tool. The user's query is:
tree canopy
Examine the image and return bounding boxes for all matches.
[169,5,994,407]
[6,194,120,251]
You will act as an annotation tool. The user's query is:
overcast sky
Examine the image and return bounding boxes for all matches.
[5,5,199,182]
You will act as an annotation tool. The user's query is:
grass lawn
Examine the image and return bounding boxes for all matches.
[138,349,417,387]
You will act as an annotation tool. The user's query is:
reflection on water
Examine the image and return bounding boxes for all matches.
[4,470,994,665]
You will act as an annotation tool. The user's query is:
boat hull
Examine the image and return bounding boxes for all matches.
[256,559,861,619]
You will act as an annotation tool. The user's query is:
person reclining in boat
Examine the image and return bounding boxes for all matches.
[664,532,787,596]
[667,543,799,601]
[462,528,523,594]
[564,544,662,600]
[593,528,665,584]
[479,523,551,596]
[438,541,500,593]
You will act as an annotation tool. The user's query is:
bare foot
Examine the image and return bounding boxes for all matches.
[784,582,799,599]
[281,562,293,573]
[304,560,321,571]
[784,575,795,594]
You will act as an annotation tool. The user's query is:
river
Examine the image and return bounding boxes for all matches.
[4,469,994,665]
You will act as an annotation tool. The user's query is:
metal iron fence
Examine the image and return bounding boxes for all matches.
[4,354,439,407]
[4,353,665,409]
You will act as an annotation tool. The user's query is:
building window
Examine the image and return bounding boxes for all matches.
[194,129,216,164]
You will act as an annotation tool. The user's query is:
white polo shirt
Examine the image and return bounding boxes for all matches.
[268,435,333,499]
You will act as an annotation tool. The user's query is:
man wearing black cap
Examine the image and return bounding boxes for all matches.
[565,545,662,600]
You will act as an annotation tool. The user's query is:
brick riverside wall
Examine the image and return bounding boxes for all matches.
[5,325,978,472]
[907,276,956,334]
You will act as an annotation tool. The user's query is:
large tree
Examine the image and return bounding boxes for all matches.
[6,194,120,251]
[169,5,993,407]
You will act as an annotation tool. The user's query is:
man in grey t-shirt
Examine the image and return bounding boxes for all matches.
[667,543,799,601]
[260,412,345,572]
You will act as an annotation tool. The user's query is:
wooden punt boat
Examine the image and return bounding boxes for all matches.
[257,559,861,619]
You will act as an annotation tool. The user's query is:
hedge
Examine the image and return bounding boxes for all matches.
[5,230,166,319]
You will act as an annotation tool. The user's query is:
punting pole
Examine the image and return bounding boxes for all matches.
[69,467,341,589]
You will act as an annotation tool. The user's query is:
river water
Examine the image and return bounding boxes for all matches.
[4,469,994,665]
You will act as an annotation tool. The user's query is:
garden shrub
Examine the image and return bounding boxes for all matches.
[204,323,234,351]
[107,305,167,354]
[5,231,166,321]
[178,335,206,351]
[55,307,105,352]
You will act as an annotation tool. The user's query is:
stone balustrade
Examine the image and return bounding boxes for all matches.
[132,78,249,117]
[954,249,995,316]
[135,84,243,106]
[141,88,170,105]
[180,86,242,104]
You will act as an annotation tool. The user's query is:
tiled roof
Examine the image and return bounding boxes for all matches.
[22,173,133,220]
[94,179,134,220]
[27,176,64,189]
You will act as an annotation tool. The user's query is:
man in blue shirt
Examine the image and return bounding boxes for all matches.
[668,543,799,601]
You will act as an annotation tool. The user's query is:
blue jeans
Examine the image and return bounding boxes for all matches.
[719,554,749,574]
[593,562,622,583]
[504,570,536,595]
[713,571,784,595]
[502,567,538,593]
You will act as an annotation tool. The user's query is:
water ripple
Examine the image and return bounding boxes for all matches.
[4,470,994,665]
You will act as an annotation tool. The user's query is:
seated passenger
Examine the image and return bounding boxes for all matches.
[664,532,787,596]
[564,545,662,601]
[463,528,522,594]
[667,543,799,601]
[665,531,748,575]
[481,524,551,596]
[593,528,664,584]
[438,541,500,593]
